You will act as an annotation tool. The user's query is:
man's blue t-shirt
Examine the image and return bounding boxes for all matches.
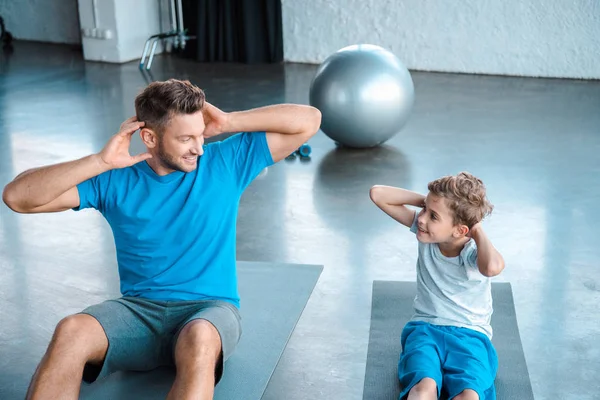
[74,132,274,307]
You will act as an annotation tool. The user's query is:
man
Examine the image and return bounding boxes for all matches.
[2,79,321,400]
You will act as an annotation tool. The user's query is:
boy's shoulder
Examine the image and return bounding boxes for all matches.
[458,239,478,267]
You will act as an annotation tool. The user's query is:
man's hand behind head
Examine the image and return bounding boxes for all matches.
[98,117,153,170]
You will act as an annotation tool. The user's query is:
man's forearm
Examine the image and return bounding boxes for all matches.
[224,104,320,136]
[3,154,109,210]
[471,227,505,277]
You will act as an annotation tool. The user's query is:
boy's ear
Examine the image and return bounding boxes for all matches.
[454,224,469,237]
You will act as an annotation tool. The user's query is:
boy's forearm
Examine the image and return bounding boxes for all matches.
[3,154,109,211]
[371,186,425,207]
[471,226,505,277]
[224,104,320,136]
[370,186,424,227]
[401,190,426,207]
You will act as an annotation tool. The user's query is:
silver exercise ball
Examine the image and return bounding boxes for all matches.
[309,44,415,148]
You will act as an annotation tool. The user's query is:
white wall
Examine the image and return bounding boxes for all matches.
[77,0,165,63]
[77,0,119,62]
[0,0,81,44]
[282,0,600,79]
[0,0,167,63]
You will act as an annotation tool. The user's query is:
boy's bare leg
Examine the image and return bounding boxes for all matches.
[407,377,438,400]
[26,314,108,400]
[167,319,222,400]
[453,389,479,400]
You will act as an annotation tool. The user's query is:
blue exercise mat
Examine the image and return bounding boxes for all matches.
[0,261,321,400]
[363,281,534,400]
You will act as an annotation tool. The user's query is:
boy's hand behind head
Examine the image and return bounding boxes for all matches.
[466,222,482,238]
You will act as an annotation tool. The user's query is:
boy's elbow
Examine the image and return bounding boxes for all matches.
[480,260,505,277]
[369,185,384,204]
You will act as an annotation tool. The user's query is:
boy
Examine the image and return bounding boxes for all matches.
[370,172,505,400]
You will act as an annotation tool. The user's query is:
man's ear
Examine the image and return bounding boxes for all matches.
[140,128,158,148]
[454,224,469,238]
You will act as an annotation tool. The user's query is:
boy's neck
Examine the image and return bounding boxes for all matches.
[438,237,470,258]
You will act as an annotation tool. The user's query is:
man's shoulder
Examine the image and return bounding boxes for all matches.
[92,163,148,191]
[205,132,250,147]
[202,132,246,157]
[107,163,143,180]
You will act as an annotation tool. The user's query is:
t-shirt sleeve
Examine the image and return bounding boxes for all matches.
[72,170,112,213]
[409,210,419,234]
[461,239,479,270]
[216,131,275,190]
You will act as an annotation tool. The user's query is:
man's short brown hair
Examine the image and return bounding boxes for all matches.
[428,172,493,228]
[134,79,205,135]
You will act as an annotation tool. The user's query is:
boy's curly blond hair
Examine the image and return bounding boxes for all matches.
[427,172,493,228]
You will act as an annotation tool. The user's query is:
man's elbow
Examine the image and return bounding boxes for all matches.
[306,106,322,136]
[3,186,17,212]
[2,184,27,213]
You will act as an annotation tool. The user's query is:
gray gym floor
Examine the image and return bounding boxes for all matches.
[1,42,599,400]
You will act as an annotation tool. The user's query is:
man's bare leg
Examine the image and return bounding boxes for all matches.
[26,314,108,400]
[167,319,222,400]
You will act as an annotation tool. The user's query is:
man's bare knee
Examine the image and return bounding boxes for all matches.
[175,319,221,365]
[411,377,437,394]
[51,314,108,363]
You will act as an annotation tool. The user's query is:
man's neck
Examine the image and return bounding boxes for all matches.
[146,157,176,176]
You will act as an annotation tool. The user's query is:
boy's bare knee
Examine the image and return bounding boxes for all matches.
[411,377,437,394]
[454,389,479,400]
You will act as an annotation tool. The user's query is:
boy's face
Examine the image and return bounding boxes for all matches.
[416,193,468,244]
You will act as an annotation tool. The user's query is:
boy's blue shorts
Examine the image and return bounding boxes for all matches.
[398,321,498,400]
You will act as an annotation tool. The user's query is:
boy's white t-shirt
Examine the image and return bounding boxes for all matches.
[409,213,494,339]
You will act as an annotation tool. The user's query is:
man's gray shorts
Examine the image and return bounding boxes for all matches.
[79,297,242,384]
